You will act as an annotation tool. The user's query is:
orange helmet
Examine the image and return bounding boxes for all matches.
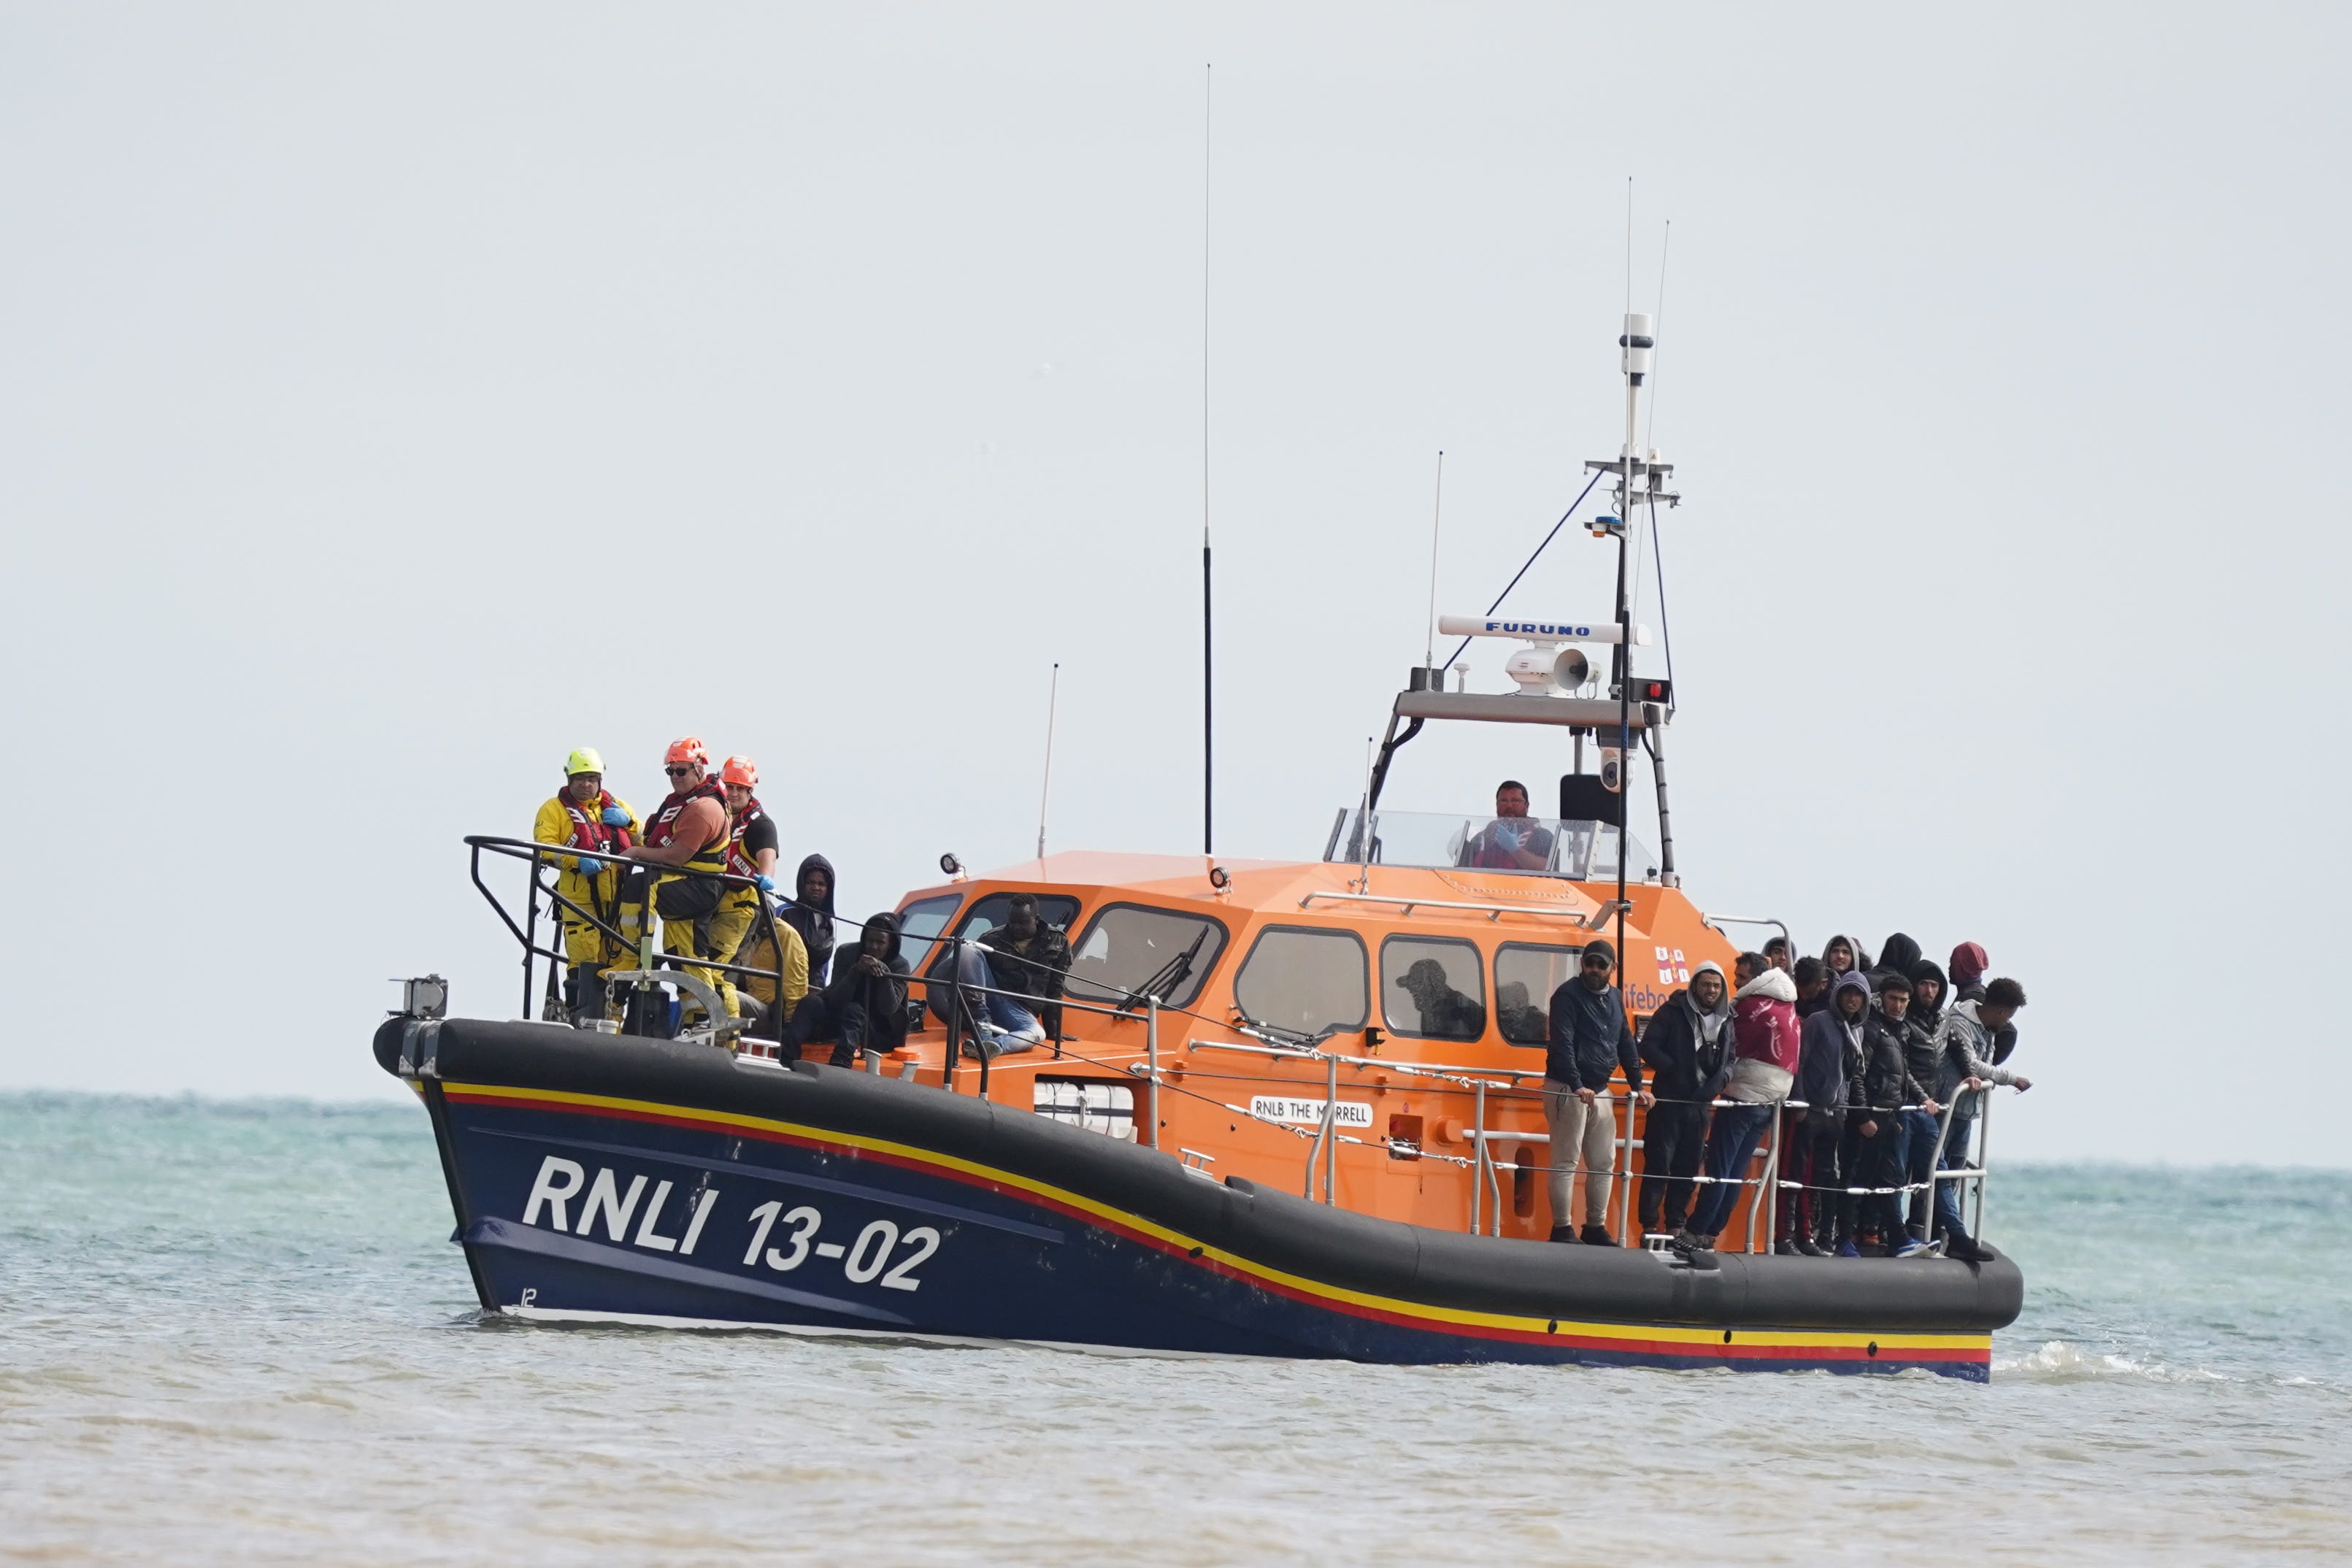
[663,736,709,769]
[719,755,758,788]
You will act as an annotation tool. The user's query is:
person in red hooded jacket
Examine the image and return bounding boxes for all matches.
[1672,951,1800,1257]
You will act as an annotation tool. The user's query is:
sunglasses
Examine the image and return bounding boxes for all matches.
[664,764,696,776]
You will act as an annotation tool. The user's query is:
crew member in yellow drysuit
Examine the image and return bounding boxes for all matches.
[619,737,732,1033]
[710,756,807,1031]
[532,748,639,1023]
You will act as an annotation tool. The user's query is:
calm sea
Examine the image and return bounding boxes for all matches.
[3,1091,2348,1565]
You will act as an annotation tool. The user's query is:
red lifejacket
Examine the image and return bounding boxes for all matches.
[725,796,767,877]
[558,789,633,855]
[647,778,729,872]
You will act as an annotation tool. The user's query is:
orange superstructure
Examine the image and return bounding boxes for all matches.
[872,845,1750,1249]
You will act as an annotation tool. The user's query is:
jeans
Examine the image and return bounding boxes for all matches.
[1901,1108,1970,1242]
[953,946,1045,1048]
[1688,1102,1775,1239]
[1638,1100,1707,1231]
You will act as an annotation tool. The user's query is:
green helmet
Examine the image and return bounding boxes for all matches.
[564,747,606,777]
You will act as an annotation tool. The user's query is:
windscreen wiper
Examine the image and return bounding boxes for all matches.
[1121,926,1211,1013]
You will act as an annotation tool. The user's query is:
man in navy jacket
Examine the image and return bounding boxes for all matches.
[1543,940,1650,1245]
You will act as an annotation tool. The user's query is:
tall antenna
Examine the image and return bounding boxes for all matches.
[1422,450,1445,669]
[1036,662,1060,861]
[1201,62,1215,857]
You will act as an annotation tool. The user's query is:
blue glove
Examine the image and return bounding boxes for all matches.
[754,874,776,894]
[1494,825,1520,853]
[601,806,630,827]
[576,856,604,879]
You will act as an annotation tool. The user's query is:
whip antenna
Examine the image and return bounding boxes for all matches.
[1423,450,1445,669]
[1201,62,1215,857]
[1037,662,1060,861]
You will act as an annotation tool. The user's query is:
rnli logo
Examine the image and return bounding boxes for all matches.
[1655,945,1688,985]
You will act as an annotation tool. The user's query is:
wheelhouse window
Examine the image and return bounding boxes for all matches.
[1064,904,1227,1011]
[1380,936,1487,1042]
[1233,926,1368,1042]
[1493,941,1588,1047]
[894,894,964,963]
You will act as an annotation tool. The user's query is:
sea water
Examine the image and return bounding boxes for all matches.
[3,1092,2347,1565]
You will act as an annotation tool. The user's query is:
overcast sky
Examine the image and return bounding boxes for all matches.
[4,4,2346,1164]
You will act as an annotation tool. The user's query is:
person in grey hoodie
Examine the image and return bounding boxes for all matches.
[1635,959,1732,1234]
[1782,969,1870,1254]
[1928,977,2033,1261]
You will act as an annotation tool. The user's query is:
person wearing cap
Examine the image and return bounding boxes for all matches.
[702,755,785,1023]
[1635,958,1732,1236]
[1542,939,1649,1245]
[618,737,732,1032]
[1393,956,1486,1041]
[1948,942,1989,1006]
[531,748,638,1024]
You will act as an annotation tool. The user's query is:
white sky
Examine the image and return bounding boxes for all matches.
[4,5,2346,1164]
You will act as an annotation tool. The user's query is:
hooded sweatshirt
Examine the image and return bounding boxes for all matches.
[1822,933,1873,979]
[1637,960,1733,1104]
[783,853,839,984]
[819,911,910,1052]
[1723,966,1799,1103]
[1907,960,1949,1031]
[1796,970,1872,1119]
[1872,932,1923,988]
[1545,969,1642,1095]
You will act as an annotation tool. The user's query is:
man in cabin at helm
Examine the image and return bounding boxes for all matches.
[1542,939,1650,1245]
[1394,958,1486,1042]
[531,748,639,1024]
[704,755,796,1025]
[616,737,733,1034]
[1459,780,1556,872]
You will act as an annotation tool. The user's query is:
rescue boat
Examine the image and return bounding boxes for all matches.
[380,311,2024,1379]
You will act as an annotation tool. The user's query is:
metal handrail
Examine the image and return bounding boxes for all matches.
[1296,889,1629,927]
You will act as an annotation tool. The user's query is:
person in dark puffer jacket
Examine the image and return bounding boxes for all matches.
[1783,969,1869,1254]
[1843,975,1917,1256]
[1542,940,1648,1246]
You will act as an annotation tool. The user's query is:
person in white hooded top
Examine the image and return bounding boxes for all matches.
[1674,953,1799,1256]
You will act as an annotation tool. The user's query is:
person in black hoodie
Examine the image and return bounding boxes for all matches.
[1783,969,1869,1254]
[1872,932,1923,989]
[1844,975,1917,1256]
[783,911,910,1068]
[1636,959,1732,1235]
[781,854,838,986]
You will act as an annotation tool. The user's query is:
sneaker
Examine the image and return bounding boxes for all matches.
[1668,1229,1715,1257]
[1548,1225,1579,1244]
[1579,1225,1615,1248]
[1794,1238,1827,1258]
[1944,1234,1988,1264]
[1835,1240,1861,1258]
[1894,1238,1934,1258]
[1773,1238,1797,1256]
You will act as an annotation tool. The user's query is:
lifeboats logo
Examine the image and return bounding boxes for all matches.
[1484,620,1595,639]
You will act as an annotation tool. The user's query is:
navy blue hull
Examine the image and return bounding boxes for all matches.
[385,1018,2018,1379]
